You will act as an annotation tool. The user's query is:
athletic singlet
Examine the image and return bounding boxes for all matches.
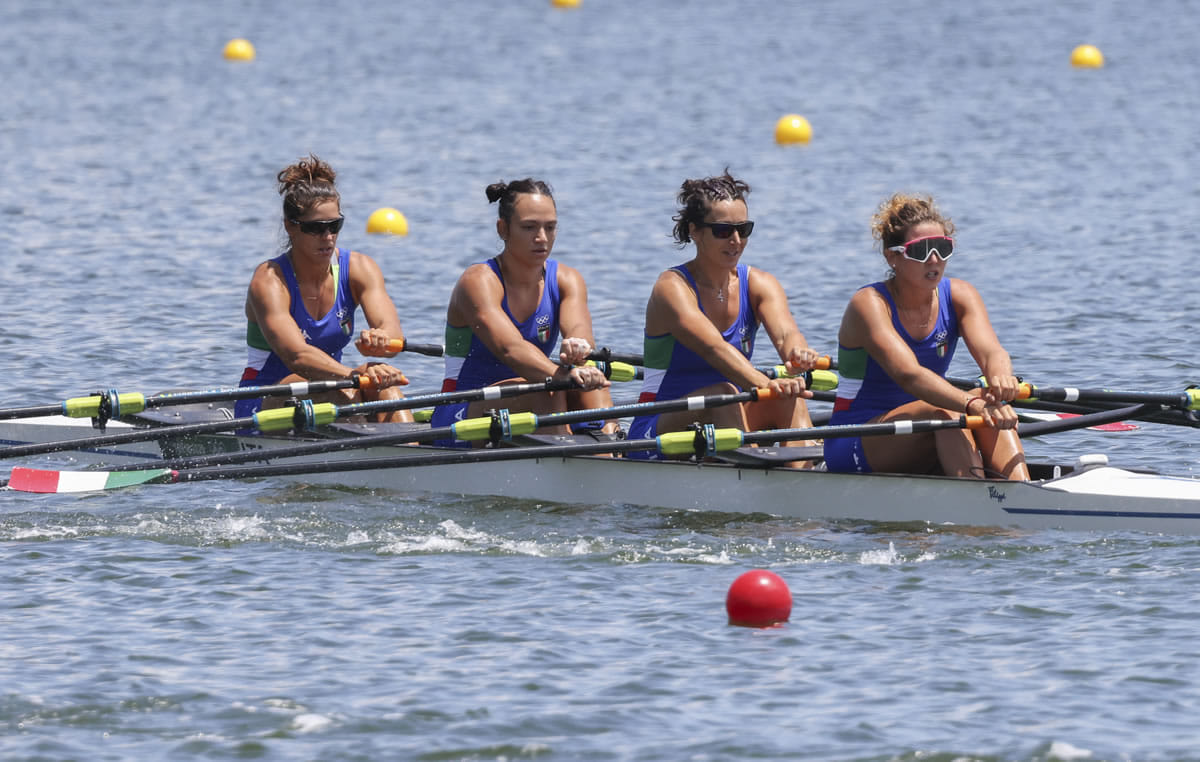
[824,278,958,473]
[233,248,356,418]
[626,263,758,451]
[429,258,561,439]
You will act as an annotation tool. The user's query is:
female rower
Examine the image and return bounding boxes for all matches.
[627,170,821,462]
[234,154,413,423]
[429,178,615,444]
[825,192,1028,480]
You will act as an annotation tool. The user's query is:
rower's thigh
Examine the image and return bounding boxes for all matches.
[744,396,812,432]
[859,400,954,473]
[655,382,743,433]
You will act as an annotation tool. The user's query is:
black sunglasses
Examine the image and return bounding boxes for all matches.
[697,220,754,239]
[888,235,954,263]
[289,215,345,236]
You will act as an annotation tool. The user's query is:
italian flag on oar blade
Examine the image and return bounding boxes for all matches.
[9,467,174,493]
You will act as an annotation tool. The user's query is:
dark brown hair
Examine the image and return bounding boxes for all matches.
[672,169,751,246]
[485,178,555,222]
[277,154,340,221]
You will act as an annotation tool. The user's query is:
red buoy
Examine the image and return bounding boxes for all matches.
[726,569,792,627]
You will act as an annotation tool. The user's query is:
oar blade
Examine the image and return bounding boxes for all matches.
[7,466,175,493]
[1021,412,1139,432]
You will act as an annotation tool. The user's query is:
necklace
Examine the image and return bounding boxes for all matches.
[695,276,730,303]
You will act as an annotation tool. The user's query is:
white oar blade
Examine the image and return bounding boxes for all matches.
[7,467,173,493]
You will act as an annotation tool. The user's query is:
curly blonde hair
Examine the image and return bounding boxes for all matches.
[871,193,955,252]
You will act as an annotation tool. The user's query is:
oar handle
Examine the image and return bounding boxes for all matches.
[359,339,444,358]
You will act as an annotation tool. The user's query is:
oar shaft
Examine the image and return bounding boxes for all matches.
[168,416,978,483]
[1018,384,1200,410]
[377,339,645,366]
[0,403,64,421]
[0,418,253,459]
[0,379,362,423]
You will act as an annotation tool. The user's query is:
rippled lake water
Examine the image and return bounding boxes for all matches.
[2,0,1200,759]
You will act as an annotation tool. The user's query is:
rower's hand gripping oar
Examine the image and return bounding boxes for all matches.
[6,415,988,493]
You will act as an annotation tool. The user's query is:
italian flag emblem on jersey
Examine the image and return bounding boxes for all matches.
[936,341,947,358]
[538,324,551,343]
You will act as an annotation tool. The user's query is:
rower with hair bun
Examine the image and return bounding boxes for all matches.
[826,192,1028,480]
[235,154,413,422]
[430,178,616,444]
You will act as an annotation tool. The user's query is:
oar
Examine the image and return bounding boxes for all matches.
[1015,383,1200,411]
[0,379,571,460]
[0,378,377,423]
[376,338,646,368]
[26,375,835,475]
[1017,404,1153,437]
[7,416,985,493]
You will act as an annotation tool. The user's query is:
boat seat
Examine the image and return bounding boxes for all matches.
[713,445,825,467]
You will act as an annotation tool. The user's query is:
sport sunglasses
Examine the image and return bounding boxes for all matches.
[888,235,954,263]
[289,215,345,236]
[697,220,754,239]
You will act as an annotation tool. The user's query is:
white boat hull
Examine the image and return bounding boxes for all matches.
[5,415,1200,534]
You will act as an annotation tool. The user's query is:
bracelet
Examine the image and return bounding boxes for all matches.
[965,396,985,414]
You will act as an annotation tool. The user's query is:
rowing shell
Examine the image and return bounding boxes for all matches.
[4,412,1200,534]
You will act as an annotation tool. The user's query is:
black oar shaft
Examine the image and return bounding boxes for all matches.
[396,340,645,367]
[166,416,971,484]
[0,404,63,421]
[0,418,255,459]
[106,387,762,472]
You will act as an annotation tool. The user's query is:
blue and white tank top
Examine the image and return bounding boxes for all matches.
[234,248,356,417]
[626,263,758,442]
[830,278,959,426]
[430,258,561,429]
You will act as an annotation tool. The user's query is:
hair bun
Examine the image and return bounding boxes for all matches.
[485,182,508,204]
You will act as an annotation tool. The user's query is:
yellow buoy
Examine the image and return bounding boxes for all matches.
[223,38,256,61]
[1070,44,1104,68]
[366,208,409,236]
[551,0,581,7]
[774,114,812,145]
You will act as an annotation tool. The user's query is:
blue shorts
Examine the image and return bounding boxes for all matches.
[430,402,471,449]
[822,436,873,473]
[624,414,662,460]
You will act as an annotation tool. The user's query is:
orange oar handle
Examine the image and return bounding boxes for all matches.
[352,373,409,391]
[784,355,833,372]
[965,415,987,429]
[753,387,778,401]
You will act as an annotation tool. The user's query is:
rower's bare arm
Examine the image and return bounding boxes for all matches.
[748,268,817,370]
[952,278,1019,401]
[247,262,352,380]
[844,288,972,412]
[349,251,404,356]
[646,270,768,390]
[450,266,560,381]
